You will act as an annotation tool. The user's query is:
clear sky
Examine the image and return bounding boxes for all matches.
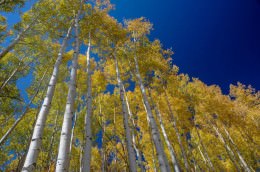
[111,0,260,93]
[2,0,260,96]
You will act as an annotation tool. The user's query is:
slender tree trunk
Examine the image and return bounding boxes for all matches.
[63,111,78,172]
[223,126,251,172]
[55,12,81,171]
[148,88,180,171]
[148,123,158,172]
[0,69,48,146]
[164,90,190,171]
[212,125,241,171]
[123,85,146,172]
[141,98,160,172]
[101,130,106,172]
[135,130,146,172]
[113,105,118,172]
[152,100,180,172]
[16,153,24,172]
[22,20,73,171]
[98,96,106,172]
[133,39,171,172]
[0,16,38,60]
[16,95,44,172]
[152,155,157,172]
[80,145,83,172]
[198,146,207,164]
[82,33,93,172]
[195,125,215,171]
[16,117,37,172]
[47,110,60,172]
[69,112,77,154]
[114,54,137,172]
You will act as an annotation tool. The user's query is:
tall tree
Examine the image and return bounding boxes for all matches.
[114,53,137,172]
[22,20,74,172]
[55,3,82,170]
[82,31,94,172]
[126,18,171,172]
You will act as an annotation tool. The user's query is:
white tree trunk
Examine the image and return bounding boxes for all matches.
[55,13,80,172]
[123,85,146,172]
[16,103,42,172]
[80,145,83,172]
[195,125,215,171]
[212,125,241,171]
[82,34,93,172]
[198,146,207,164]
[47,110,60,172]
[98,96,106,172]
[133,47,170,172]
[69,112,77,153]
[153,101,180,172]
[22,21,73,171]
[113,106,118,172]
[145,120,158,172]
[223,126,251,172]
[114,54,137,172]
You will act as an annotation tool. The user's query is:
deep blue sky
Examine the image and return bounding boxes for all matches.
[2,0,260,95]
[111,0,260,93]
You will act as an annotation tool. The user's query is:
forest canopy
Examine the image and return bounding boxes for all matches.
[0,0,259,172]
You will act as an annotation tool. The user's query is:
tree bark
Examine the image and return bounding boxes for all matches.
[55,12,80,172]
[114,54,137,172]
[212,125,241,171]
[82,33,93,172]
[223,126,251,172]
[113,105,118,172]
[152,100,180,172]
[198,146,207,164]
[195,125,215,171]
[47,110,60,172]
[79,145,83,172]
[98,96,106,172]
[69,112,77,154]
[133,39,171,172]
[123,85,146,172]
[145,118,158,172]
[22,21,74,172]
[16,102,43,172]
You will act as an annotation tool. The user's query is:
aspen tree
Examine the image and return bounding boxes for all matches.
[127,18,171,172]
[56,2,83,170]
[22,20,74,172]
[114,53,137,172]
